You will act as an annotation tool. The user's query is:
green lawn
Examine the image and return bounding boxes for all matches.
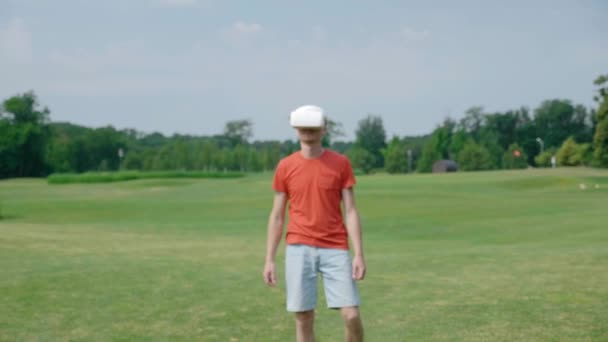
[1,168,607,341]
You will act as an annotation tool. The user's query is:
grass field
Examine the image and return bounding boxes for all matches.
[1,168,607,341]
[46,171,244,184]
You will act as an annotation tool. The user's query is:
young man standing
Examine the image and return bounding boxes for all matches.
[263,105,366,342]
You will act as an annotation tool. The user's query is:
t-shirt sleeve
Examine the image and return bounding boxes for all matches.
[272,160,287,193]
[341,157,356,189]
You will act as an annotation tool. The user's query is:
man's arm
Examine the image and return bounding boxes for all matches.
[343,187,366,280]
[263,192,287,287]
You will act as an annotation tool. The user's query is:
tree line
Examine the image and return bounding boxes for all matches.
[351,75,608,173]
[1,75,607,179]
[437,76,606,172]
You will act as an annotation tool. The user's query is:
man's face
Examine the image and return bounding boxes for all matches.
[296,127,326,144]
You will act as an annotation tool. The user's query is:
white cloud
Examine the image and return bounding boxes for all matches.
[400,27,430,42]
[231,21,262,35]
[219,21,263,46]
[158,0,198,7]
[49,43,147,74]
[0,18,33,63]
[41,42,222,96]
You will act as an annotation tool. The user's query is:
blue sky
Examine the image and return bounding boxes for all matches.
[1,0,607,141]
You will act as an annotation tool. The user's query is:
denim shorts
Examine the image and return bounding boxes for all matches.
[285,244,360,312]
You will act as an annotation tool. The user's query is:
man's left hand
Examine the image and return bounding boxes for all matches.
[352,255,366,281]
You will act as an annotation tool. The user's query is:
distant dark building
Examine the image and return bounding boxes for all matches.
[432,160,458,173]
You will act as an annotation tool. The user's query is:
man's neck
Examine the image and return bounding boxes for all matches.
[300,143,324,159]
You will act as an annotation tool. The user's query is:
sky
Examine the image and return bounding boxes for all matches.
[1,0,607,141]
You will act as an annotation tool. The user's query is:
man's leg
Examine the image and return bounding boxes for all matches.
[318,248,363,341]
[286,245,318,341]
[295,310,315,342]
[340,306,363,342]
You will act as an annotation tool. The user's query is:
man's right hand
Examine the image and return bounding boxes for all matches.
[263,261,277,287]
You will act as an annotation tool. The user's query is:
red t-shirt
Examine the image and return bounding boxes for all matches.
[272,149,356,250]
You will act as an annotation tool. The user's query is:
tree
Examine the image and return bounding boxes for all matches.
[401,135,428,172]
[87,126,127,171]
[593,120,608,167]
[0,120,20,177]
[121,149,145,170]
[331,141,354,154]
[416,122,454,173]
[572,104,594,143]
[484,111,518,151]
[534,99,591,150]
[354,115,386,168]
[459,107,484,142]
[224,119,253,148]
[592,74,608,167]
[449,129,470,159]
[322,118,345,147]
[247,147,263,172]
[259,141,281,171]
[579,143,594,166]
[456,140,495,171]
[346,146,375,174]
[417,135,442,173]
[512,107,539,165]
[46,132,73,172]
[436,118,456,159]
[502,143,528,169]
[171,139,192,170]
[477,129,503,169]
[280,139,299,157]
[139,132,167,147]
[2,91,50,125]
[382,137,407,174]
[233,144,248,171]
[416,140,443,172]
[0,91,50,178]
[195,140,219,171]
[25,112,304,174]
[152,145,174,170]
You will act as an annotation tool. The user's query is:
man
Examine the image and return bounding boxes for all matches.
[263,105,366,342]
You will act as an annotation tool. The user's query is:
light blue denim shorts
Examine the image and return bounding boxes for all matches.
[285,244,360,312]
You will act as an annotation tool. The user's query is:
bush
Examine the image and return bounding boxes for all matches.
[47,170,245,184]
[456,140,495,171]
[417,138,442,173]
[534,148,557,167]
[556,137,590,166]
[382,138,408,174]
[593,118,608,167]
[503,143,528,169]
[346,147,376,174]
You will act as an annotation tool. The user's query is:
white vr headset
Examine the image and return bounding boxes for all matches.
[290,105,326,128]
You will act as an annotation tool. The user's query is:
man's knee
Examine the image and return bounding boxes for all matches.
[295,310,315,325]
[340,307,361,324]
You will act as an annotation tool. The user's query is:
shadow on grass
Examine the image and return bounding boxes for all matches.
[0,214,20,221]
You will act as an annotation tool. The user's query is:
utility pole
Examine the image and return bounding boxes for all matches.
[118,148,124,169]
[536,137,544,154]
